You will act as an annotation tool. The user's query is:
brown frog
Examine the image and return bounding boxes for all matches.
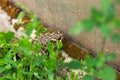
[34,31,63,54]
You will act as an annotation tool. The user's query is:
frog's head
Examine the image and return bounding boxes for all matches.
[51,31,63,42]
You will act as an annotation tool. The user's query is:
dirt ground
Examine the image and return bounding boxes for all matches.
[0,6,15,32]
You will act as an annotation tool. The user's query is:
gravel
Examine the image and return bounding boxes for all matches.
[0,6,25,38]
[0,6,15,32]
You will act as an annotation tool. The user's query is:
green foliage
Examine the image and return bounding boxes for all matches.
[99,24,111,38]
[56,40,63,50]
[65,53,116,80]
[0,31,63,80]
[105,53,116,61]
[69,0,120,42]
[90,8,104,24]
[16,7,48,38]
[17,11,25,24]
[0,12,63,79]
[82,75,94,80]
[116,0,120,3]
[47,41,55,55]
[24,15,46,37]
[68,1,119,79]
[64,59,82,69]
[100,0,114,15]
[69,19,95,35]
[1,1,118,80]
[99,66,116,80]
[0,31,14,43]
[111,34,120,42]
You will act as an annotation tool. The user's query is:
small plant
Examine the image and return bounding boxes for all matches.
[1,0,119,80]
[82,53,116,80]
[68,0,120,80]
[69,0,120,42]
[65,52,116,80]
[0,11,64,79]
[0,30,64,80]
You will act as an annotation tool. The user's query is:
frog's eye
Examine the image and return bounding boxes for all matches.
[58,37,62,41]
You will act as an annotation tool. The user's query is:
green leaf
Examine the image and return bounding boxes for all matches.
[91,8,104,24]
[48,71,54,80]
[105,53,116,61]
[5,64,12,70]
[81,19,95,31]
[64,59,82,69]
[34,72,40,79]
[4,31,14,43]
[24,18,40,37]
[111,34,120,42]
[69,22,83,35]
[95,53,105,68]
[17,11,25,24]
[47,41,54,54]
[106,6,115,21]
[82,75,94,80]
[29,14,35,19]
[100,0,114,14]
[113,19,120,28]
[99,66,116,80]
[32,18,40,27]
[0,59,8,66]
[35,27,48,36]
[5,49,14,59]
[116,0,120,4]
[18,38,31,48]
[0,32,4,38]
[69,72,75,79]
[99,24,111,38]
[0,67,5,73]
[24,24,35,37]
[17,70,24,80]
[69,19,95,35]
[95,59,104,68]
[84,55,96,69]
[56,40,63,50]
[18,38,33,53]
[34,43,42,52]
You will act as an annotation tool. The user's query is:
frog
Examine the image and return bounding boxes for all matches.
[34,31,63,54]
